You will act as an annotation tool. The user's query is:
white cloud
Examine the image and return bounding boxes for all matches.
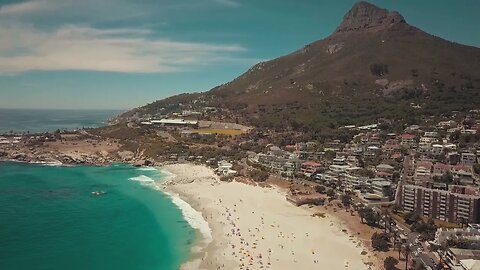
[0,0,252,74]
[0,1,49,15]
[0,24,247,74]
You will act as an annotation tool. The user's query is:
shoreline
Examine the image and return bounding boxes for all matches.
[1,160,382,270]
[159,163,378,270]
[157,164,221,270]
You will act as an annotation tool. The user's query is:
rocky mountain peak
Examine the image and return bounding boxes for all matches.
[335,1,406,33]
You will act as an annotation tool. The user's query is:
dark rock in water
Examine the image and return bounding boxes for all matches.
[133,160,146,167]
[133,159,154,167]
[145,159,154,166]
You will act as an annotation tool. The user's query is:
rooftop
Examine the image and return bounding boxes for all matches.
[449,248,480,258]
[400,133,416,139]
[302,161,321,166]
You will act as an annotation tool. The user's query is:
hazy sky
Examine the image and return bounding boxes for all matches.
[0,0,479,110]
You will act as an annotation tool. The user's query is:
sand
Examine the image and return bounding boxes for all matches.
[160,163,377,270]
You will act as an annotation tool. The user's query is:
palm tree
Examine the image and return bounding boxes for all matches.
[403,244,411,270]
[459,217,468,228]
[392,229,398,252]
[398,243,402,259]
[341,193,352,211]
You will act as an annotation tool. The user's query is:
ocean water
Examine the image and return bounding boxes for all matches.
[0,109,123,134]
[0,162,196,270]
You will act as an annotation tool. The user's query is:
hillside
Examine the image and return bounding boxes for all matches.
[120,1,480,132]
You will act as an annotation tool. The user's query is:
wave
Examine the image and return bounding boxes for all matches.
[163,190,213,249]
[129,168,212,262]
[128,175,155,184]
[136,167,158,171]
[39,161,64,167]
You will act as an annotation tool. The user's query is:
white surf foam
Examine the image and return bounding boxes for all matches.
[154,169,212,250]
[30,161,64,167]
[136,167,158,171]
[164,190,213,248]
[128,175,155,184]
[131,167,213,261]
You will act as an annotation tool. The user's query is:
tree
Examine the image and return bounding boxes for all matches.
[249,169,269,182]
[358,168,375,178]
[315,185,326,194]
[359,207,381,226]
[449,130,461,142]
[433,171,453,185]
[326,188,336,198]
[411,218,437,241]
[384,256,399,270]
[459,217,469,228]
[383,214,393,234]
[473,164,480,175]
[404,211,420,225]
[53,129,61,140]
[402,245,412,270]
[372,232,390,251]
[392,229,399,252]
[413,260,427,270]
[341,193,352,210]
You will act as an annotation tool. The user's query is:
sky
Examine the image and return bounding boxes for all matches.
[0,0,479,110]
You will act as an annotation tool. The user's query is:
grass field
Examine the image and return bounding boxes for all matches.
[190,129,246,136]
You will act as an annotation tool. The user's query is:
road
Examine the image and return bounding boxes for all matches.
[394,154,412,205]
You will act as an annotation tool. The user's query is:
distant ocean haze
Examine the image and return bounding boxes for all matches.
[0,109,124,133]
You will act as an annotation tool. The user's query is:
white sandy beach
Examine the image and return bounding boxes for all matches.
[160,163,377,270]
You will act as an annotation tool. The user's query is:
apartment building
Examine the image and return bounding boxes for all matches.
[399,185,480,223]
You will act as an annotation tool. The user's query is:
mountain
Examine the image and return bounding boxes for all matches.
[122,1,480,131]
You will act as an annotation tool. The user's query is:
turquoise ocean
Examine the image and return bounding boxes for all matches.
[0,109,199,269]
[0,162,196,270]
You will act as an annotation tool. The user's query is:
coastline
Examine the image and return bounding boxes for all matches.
[159,163,378,270]
[1,159,382,270]
[157,164,220,270]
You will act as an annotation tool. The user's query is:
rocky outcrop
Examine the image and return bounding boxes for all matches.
[133,159,155,167]
[117,150,134,161]
[335,1,406,33]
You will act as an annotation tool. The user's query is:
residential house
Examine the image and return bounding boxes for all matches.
[346,156,360,167]
[333,157,346,166]
[383,140,401,153]
[217,160,236,175]
[434,225,480,247]
[400,134,416,148]
[364,146,381,158]
[376,164,395,181]
[414,161,433,181]
[431,144,444,156]
[448,152,461,165]
[300,161,321,175]
[445,248,480,269]
[433,163,451,176]
[371,179,393,198]
[461,152,476,165]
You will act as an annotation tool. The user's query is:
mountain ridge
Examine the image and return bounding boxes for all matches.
[120,1,480,131]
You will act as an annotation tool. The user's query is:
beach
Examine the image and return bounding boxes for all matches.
[160,163,377,270]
